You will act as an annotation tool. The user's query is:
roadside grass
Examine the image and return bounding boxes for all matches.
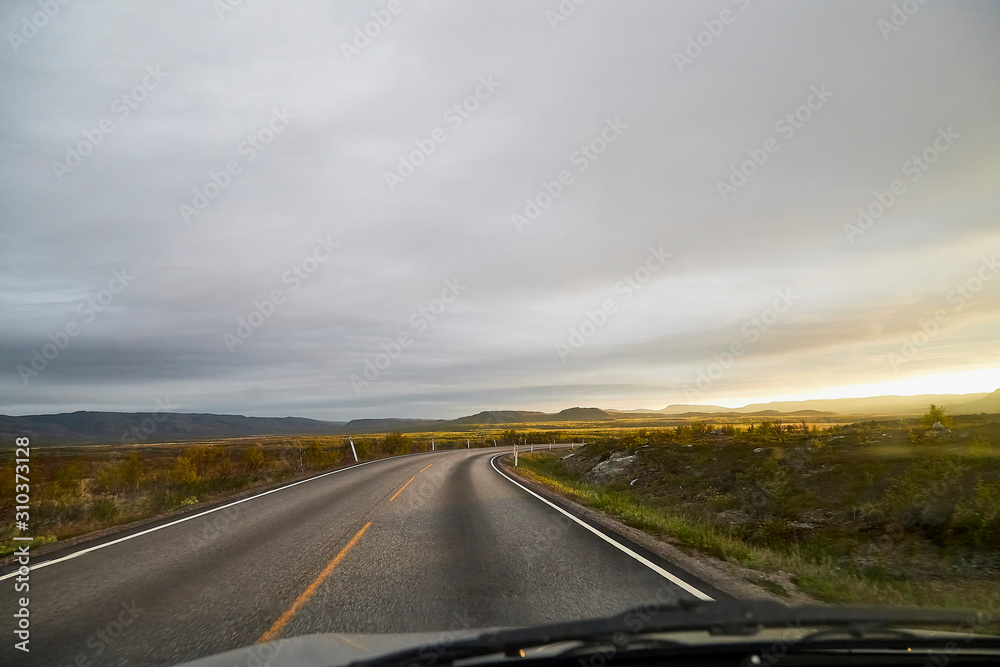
[749,576,791,598]
[508,415,1000,620]
[512,461,764,567]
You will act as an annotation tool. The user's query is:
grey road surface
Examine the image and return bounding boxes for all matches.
[0,446,726,666]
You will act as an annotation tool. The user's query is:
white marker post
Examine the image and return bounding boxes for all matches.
[467,439,470,449]
[514,442,518,467]
[349,437,358,462]
[432,439,435,451]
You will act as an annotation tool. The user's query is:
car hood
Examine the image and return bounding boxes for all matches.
[176,629,496,667]
[174,626,995,667]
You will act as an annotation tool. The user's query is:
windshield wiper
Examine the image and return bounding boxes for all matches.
[346,600,992,667]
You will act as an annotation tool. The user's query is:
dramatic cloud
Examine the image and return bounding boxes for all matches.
[1,0,999,418]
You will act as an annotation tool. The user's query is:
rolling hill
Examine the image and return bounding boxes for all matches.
[954,388,1000,414]
[3,391,995,446]
[0,412,347,446]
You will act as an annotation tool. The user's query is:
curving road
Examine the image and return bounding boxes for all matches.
[0,446,725,666]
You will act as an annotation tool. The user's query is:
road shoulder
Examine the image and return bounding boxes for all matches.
[496,456,819,604]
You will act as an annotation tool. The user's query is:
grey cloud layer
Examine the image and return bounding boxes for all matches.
[1,0,998,418]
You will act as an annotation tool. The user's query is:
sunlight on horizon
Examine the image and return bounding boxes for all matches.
[691,367,1000,409]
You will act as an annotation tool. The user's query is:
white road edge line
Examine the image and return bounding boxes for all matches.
[0,447,466,581]
[489,454,715,602]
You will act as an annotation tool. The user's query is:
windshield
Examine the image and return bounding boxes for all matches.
[1,2,999,666]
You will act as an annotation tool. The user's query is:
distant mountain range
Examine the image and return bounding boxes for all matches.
[0,412,348,446]
[0,407,615,446]
[2,390,996,446]
[451,407,614,424]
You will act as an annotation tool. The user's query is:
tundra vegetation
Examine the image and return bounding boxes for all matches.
[508,407,1000,614]
[1,431,458,554]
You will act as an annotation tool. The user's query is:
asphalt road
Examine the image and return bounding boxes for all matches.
[0,446,726,666]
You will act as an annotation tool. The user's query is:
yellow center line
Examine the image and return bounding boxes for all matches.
[389,476,416,502]
[388,459,440,503]
[257,522,371,644]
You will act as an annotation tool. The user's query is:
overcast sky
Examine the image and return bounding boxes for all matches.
[1,0,998,420]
